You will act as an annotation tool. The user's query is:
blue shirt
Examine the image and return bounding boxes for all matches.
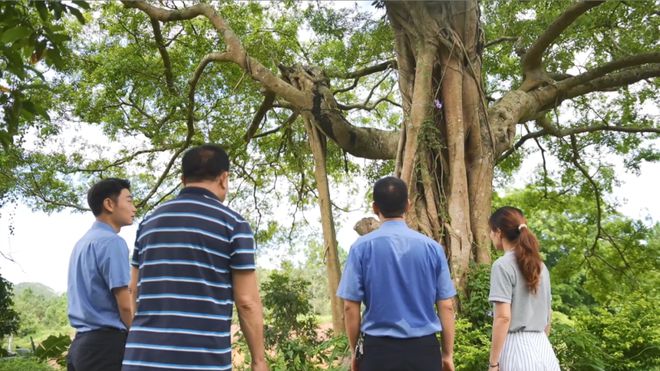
[67,221,131,332]
[122,187,256,371]
[337,220,456,338]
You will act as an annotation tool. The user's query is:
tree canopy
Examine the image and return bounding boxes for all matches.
[0,0,658,338]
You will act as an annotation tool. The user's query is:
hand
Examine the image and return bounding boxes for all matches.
[351,353,359,371]
[442,354,454,371]
[251,359,268,371]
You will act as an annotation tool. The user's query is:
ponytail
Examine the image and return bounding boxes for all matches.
[489,207,543,294]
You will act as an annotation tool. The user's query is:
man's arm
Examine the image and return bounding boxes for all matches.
[113,287,133,328]
[344,299,361,371]
[489,302,512,370]
[129,266,139,314]
[233,269,267,371]
[437,298,455,371]
[344,300,361,354]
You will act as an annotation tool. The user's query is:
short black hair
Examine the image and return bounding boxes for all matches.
[373,176,408,218]
[87,178,131,216]
[182,144,230,182]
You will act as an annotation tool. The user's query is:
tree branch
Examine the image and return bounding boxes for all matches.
[245,91,276,143]
[326,59,397,79]
[67,146,178,173]
[150,16,177,93]
[522,1,604,73]
[560,63,660,102]
[337,96,401,111]
[122,0,309,106]
[560,52,660,89]
[484,36,518,49]
[252,111,299,140]
[496,120,659,164]
[568,135,604,258]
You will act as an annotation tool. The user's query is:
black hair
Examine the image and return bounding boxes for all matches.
[373,176,408,218]
[87,178,131,216]
[182,144,230,182]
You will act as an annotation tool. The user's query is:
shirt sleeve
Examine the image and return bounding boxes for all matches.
[336,244,364,302]
[489,260,514,303]
[229,220,256,270]
[99,236,131,290]
[435,243,457,301]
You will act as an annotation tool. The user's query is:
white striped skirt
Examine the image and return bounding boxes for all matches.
[500,331,560,371]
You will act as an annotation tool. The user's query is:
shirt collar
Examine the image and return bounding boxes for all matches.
[179,186,220,201]
[380,220,407,228]
[92,220,116,233]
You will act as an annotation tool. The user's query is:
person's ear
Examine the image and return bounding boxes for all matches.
[219,172,229,188]
[404,199,411,213]
[103,197,115,214]
[372,202,380,216]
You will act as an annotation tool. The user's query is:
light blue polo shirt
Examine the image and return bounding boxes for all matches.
[337,220,456,338]
[67,221,130,332]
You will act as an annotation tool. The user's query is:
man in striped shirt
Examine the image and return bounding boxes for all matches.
[122,144,267,370]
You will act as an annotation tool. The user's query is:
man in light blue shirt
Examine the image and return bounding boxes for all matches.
[67,178,136,371]
[337,176,456,371]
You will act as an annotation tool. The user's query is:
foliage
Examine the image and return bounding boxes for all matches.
[6,287,70,350]
[0,0,88,149]
[453,318,491,371]
[0,275,20,340]
[454,263,492,370]
[234,269,349,370]
[0,357,54,371]
[34,334,70,368]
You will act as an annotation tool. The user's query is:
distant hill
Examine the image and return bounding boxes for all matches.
[14,282,57,298]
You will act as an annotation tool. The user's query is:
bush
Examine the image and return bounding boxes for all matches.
[455,263,492,370]
[0,357,54,371]
[234,270,349,370]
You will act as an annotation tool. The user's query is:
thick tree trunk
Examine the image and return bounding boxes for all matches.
[303,117,345,334]
[386,0,492,292]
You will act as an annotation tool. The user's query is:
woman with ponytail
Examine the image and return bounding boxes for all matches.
[487,207,559,371]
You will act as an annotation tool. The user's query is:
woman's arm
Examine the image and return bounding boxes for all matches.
[489,302,511,369]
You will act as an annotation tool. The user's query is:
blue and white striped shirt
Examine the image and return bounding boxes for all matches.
[122,187,256,370]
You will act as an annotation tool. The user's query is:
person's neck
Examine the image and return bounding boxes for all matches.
[379,216,405,223]
[184,182,222,199]
[502,238,515,252]
[96,215,120,233]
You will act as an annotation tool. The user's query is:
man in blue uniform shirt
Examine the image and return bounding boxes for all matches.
[337,176,456,371]
[67,178,136,371]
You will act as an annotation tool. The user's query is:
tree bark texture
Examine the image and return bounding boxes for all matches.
[302,117,345,334]
[386,0,493,291]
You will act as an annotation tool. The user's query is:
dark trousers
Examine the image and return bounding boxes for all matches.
[67,329,127,371]
[359,334,442,371]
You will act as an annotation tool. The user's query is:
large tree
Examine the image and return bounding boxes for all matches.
[1,1,658,333]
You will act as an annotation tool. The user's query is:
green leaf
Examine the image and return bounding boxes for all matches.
[67,6,86,24]
[34,1,49,22]
[44,47,64,68]
[0,25,33,44]
[72,1,91,10]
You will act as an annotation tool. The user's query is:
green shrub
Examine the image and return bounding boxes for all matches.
[455,263,492,370]
[0,357,54,371]
[35,334,70,367]
[234,270,349,370]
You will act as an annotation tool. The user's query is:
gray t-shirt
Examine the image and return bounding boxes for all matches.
[489,251,551,332]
